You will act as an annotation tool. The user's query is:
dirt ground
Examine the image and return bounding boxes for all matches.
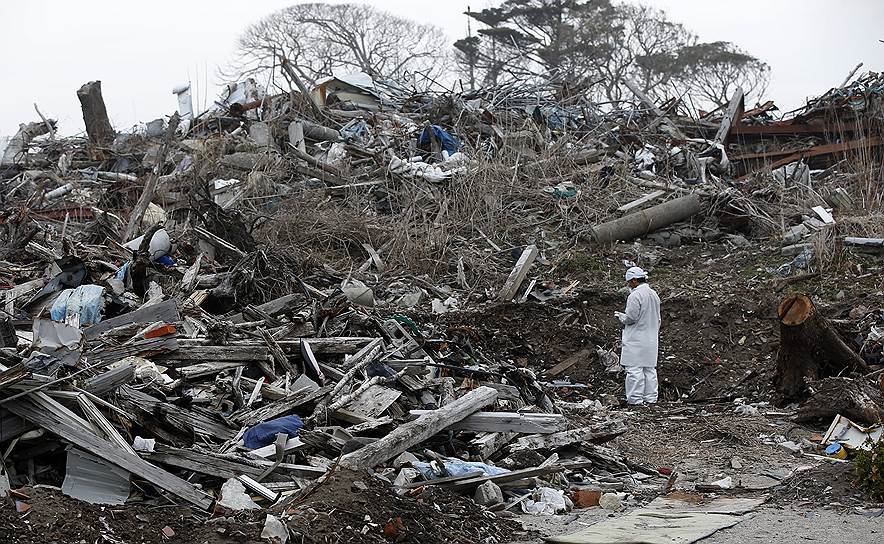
[2,239,881,543]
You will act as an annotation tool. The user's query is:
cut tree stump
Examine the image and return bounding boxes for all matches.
[773,294,869,404]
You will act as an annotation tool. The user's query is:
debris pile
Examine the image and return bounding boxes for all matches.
[1,64,884,541]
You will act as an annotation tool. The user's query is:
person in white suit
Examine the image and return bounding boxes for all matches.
[615,267,661,405]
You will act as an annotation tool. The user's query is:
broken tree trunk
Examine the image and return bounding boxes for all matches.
[341,386,498,468]
[590,193,702,244]
[794,377,884,425]
[77,81,115,146]
[773,294,869,404]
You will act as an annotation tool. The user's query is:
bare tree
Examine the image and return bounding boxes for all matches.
[226,3,448,87]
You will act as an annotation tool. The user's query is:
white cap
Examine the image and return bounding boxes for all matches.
[625,266,648,281]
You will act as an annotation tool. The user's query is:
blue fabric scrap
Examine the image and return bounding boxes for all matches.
[419,125,462,155]
[243,415,304,449]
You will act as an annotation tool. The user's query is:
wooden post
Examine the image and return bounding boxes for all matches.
[341,386,498,468]
[773,294,869,403]
[497,245,538,302]
[77,81,115,146]
[714,88,745,145]
[123,113,180,241]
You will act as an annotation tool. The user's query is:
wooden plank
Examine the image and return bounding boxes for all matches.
[342,385,401,419]
[6,396,214,510]
[193,227,246,258]
[545,348,592,378]
[86,335,177,366]
[400,471,484,489]
[409,410,567,434]
[497,245,538,302]
[84,299,180,340]
[510,421,628,452]
[232,386,332,427]
[442,466,564,491]
[237,475,279,502]
[227,294,307,324]
[145,447,268,479]
[177,361,246,379]
[76,394,137,455]
[341,386,498,469]
[714,87,745,144]
[617,190,665,214]
[171,337,373,357]
[469,431,517,459]
[259,327,297,375]
[82,363,135,396]
[157,345,269,364]
[247,437,305,459]
[117,386,236,440]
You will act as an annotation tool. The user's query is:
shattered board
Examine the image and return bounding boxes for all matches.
[545,497,765,544]
[340,384,401,418]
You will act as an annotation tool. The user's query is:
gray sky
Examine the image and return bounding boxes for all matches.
[1,0,882,137]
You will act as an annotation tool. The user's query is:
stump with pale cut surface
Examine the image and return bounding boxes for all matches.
[773,294,868,404]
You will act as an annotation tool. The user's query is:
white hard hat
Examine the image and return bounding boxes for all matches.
[625,266,648,281]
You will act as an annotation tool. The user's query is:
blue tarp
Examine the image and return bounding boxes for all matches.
[412,459,509,480]
[50,285,105,325]
[419,125,462,156]
[243,415,305,449]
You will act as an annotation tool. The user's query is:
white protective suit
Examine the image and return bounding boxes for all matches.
[618,282,661,404]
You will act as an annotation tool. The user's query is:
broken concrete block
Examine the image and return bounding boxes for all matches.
[392,452,419,469]
[782,224,808,244]
[598,492,623,511]
[474,480,503,506]
[781,243,813,257]
[261,514,289,544]
[249,122,275,149]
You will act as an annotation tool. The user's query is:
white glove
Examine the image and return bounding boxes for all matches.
[614,311,627,324]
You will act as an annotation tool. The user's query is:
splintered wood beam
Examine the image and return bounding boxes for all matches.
[617,190,666,214]
[83,299,179,340]
[6,396,214,510]
[409,410,567,434]
[497,245,538,302]
[509,421,628,452]
[341,386,498,469]
[715,87,745,144]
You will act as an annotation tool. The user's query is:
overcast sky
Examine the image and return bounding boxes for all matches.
[1,0,882,136]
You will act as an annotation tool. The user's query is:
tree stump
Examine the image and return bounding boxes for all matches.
[773,294,869,404]
[77,80,115,146]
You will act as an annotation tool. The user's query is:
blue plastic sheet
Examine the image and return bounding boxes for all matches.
[243,415,305,449]
[412,459,509,480]
[50,285,105,325]
[418,125,462,156]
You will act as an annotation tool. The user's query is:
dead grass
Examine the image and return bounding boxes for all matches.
[255,145,651,291]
